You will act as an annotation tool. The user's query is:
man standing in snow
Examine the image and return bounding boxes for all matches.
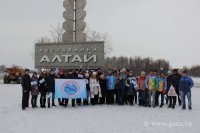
[106,70,117,105]
[179,70,194,110]
[46,70,57,108]
[21,69,31,110]
[145,70,158,107]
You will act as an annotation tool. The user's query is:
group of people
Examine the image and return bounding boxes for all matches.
[21,68,194,111]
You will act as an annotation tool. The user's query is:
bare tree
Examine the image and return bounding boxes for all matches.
[85,27,113,57]
[49,23,65,43]
[36,36,51,44]
[35,24,113,57]
[35,23,64,44]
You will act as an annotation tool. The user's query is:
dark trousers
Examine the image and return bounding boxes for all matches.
[155,91,164,106]
[76,98,82,105]
[169,96,176,107]
[91,95,99,105]
[100,92,106,104]
[124,88,128,104]
[72,99,75,107]
[175,89,181,105]
[58,98,68,107]
[118,89,124,105]
[31,95,38,108]
[22,91,30,110]
[106,90,115,104]
[128,95,135,105]
[40,92,46,107]
[138,90,148,106]
[114,89,118,103]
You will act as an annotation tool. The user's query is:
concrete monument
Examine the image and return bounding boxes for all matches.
[35,0,104,69]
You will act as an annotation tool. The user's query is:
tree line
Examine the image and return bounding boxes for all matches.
[104,56,170,76]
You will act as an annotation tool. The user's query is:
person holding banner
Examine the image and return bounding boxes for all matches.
[65,70,76,107]
[46,70,57,108]
[58,70,68,107]
[38,70,48,108]
[90,71,102,105]
[30,72,39,108]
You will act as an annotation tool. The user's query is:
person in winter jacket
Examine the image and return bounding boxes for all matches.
[126,71,138,105]
[179,70,194,110]
[83,73,90,105]
[106,70,117,105]
[145,70,158,107]
[21,69,31,110]
[30,72,39,108]
[155,72,167,107]
[166,70,173,105]
[46,70,56,108]
[170,69,182,105]
[90,72,101,105]
[99,74,107,104]
[38,70,48,108]
[117,74,126,105]
[138,71,148,106]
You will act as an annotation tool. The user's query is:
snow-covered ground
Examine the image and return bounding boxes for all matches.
[0,79,200,133]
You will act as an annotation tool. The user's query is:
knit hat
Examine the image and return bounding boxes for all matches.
[141,71,146,76]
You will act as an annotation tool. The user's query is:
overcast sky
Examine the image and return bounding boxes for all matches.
[0,0,199,69]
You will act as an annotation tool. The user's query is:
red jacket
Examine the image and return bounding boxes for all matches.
[138,76,146,90]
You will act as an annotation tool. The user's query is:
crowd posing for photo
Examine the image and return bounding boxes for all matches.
[21,68,194,111]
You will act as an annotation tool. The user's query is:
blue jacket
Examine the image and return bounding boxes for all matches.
[106,75,116,90]
[179,76,194,93]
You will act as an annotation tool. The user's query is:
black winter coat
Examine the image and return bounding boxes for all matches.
[38,75,47,93]
[99,78,107,93]
[21,74,31,92]
[46,74,56,93]
[170,74,182,90]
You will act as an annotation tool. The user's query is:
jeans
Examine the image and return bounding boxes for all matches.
[148,90,156,106]
[48,92,55,105]
[181,91,192,108]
